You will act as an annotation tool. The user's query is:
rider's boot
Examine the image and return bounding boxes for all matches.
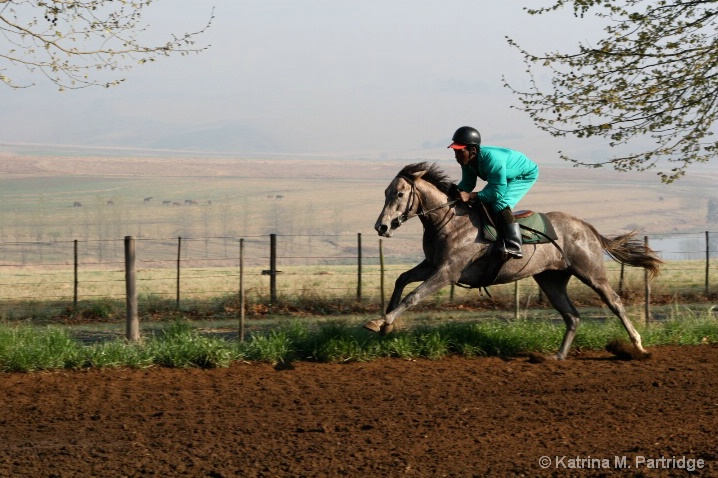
[500,223,524,259]
[497,207,523,259]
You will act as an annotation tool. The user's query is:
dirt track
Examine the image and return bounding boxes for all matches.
[1,345,717,477]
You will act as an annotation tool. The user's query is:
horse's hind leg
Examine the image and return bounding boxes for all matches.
[576,272,647,356]
[533,270,581,360]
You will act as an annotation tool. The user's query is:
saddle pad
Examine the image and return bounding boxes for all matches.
[482,211,558,244]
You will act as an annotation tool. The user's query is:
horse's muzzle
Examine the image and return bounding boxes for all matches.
[375,212,400,237]
[375,219,397,237]
[375,224,391,237]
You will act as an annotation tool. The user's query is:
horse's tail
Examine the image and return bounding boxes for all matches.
[585,223,663,279]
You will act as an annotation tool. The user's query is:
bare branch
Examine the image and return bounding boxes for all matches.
[506,0,718,182]
[0,0,213,90]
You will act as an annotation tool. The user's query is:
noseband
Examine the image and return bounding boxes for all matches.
[394,174,418,227]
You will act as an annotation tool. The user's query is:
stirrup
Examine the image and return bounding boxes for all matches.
[498,242,523,260]
[503,250,523,260]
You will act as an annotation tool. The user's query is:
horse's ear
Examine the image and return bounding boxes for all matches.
[411,170,427,180]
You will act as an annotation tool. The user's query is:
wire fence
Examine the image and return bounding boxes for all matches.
[0,231,715,319]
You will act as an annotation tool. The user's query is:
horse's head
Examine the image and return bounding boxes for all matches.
[374,170,425,237]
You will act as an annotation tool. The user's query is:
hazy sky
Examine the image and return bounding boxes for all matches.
[1,1,612,164]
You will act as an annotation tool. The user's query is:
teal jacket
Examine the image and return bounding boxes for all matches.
[457,145,539,211]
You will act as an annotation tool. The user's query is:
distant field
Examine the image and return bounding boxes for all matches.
[0,152,715,265]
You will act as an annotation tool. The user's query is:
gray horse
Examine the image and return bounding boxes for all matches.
[364,162,662,360]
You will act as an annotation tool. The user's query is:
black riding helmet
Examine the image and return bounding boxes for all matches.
[448,126,481,149]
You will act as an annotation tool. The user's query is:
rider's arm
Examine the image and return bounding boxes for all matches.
[456,164,478,194]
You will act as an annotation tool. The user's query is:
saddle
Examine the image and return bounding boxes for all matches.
[453,202,564,291]
[480,208,558,244]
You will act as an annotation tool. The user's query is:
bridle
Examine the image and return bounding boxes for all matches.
[392,174,458,228]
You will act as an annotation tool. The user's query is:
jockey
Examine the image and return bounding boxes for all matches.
[448,126,539,259]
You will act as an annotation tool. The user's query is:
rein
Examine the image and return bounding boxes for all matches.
[395,174,458,226]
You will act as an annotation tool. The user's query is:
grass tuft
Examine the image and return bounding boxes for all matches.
[145,320,236,368]
[0,312,717,372]
[0,326,78,372]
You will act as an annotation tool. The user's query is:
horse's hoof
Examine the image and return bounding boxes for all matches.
[528,353,552,363]
[606,340,652,360]
[363,320,383,333]
[363,320,395,336]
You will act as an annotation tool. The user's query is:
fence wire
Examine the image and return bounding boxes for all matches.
[0,232,715,317]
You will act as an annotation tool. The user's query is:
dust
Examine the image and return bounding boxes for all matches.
[606,339,653,360]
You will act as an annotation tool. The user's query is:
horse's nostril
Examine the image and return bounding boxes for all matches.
[377,225,388,235]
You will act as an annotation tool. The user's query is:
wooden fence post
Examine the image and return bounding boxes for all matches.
[73,239,78,310]
[125,236,139,342]
[357,233,362,302]
[270,234,277,303]
[239,238,245,342]
[176,236,182,309]
[261,234,280,304]
[706,231,711,297]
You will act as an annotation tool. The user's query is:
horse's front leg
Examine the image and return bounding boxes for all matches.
[386,260,434,314]
[364,265,452,335]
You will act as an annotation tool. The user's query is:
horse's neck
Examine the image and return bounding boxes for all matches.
[416,184,446,211]
[417,183,482,235]
[416,184,456,230]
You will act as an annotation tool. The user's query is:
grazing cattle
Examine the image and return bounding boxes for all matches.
[107,200,115,206]
[144,197,153,203]
[73,201,82,207]
[207,200,213,206]
[172,202,181,206]
[276,195,285,199]
[184,199,199,205]
[162,200,172,206]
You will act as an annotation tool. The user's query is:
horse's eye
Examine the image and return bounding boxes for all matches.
[397,192,404,198]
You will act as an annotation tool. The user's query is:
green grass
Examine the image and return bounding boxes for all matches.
[1,309,717,372]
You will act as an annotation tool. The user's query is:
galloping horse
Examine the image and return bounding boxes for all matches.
[365,162,662,360]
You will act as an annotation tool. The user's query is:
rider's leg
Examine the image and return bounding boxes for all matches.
[497,206,523,259]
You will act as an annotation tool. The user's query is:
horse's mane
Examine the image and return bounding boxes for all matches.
[398,162,453,194]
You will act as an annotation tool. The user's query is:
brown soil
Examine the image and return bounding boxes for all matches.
[1,346,717,477]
